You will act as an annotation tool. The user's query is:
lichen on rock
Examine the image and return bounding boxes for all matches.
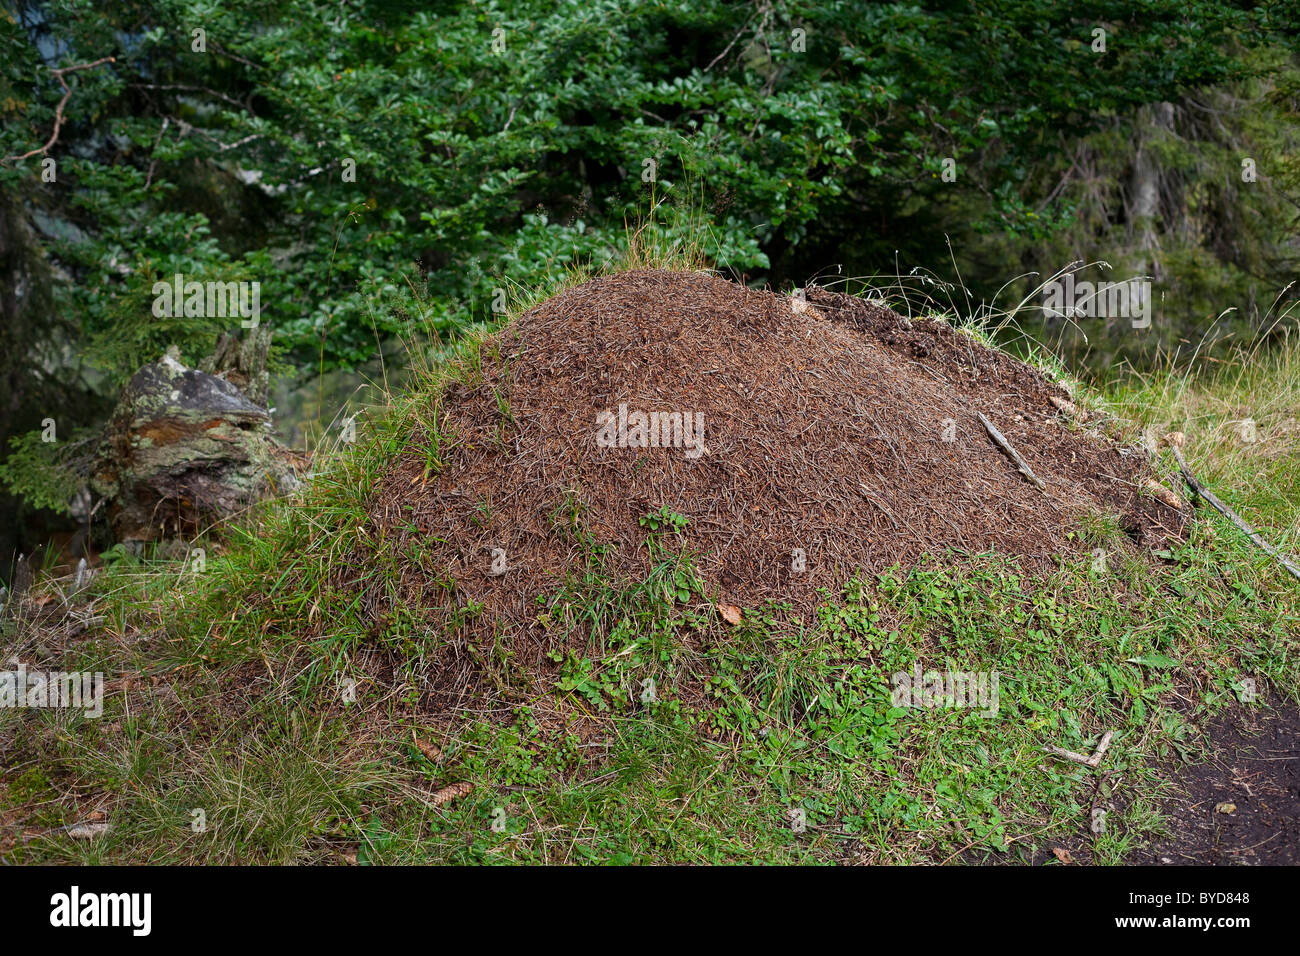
[92,343,301,542]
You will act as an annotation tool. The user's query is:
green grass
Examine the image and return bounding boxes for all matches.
[1106,328,1300,553]
[2,237,1298,865]
[6,516,1291,864]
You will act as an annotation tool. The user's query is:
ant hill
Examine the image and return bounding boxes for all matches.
[356,269,1186,706]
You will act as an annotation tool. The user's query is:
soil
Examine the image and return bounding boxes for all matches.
[931,702,1300,867]
[1144,704,1300,865]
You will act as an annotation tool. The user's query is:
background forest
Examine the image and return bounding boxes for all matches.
[2,0,1299,575]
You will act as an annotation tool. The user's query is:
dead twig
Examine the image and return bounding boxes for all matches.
[1168,443,1300,583]
[978,412,1046,491]
[1046,729,1115,768]
[1,56,116,165]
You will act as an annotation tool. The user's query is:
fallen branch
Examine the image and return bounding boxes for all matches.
[978,412,1046,490]
[1168,443,1300,583]
[1,56,116,165]
[1045,729,1114,768]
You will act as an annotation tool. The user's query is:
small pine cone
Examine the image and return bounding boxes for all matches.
[429,781,473,807]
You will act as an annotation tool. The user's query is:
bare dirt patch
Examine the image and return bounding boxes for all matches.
[1145,704,1300,865]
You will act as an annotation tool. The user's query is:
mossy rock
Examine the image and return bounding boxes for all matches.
[91,347,301,541]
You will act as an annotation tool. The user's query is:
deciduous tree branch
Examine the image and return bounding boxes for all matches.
[1,56,117,166]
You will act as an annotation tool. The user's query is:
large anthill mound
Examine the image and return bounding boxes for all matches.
[369,269,1185,664]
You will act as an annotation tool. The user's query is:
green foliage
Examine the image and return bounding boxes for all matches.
[0,429,89,515]
[5,0,1298,377]
[638,505,688,536]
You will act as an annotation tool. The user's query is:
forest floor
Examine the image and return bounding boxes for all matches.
[1,262,1297,865]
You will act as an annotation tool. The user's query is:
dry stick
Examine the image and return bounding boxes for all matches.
[1168,444,1300,583]
[1046,729,1115,768]
[978,412,1046,491]
[1,56,116,165]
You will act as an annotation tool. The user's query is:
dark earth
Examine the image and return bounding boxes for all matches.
[1144,704,1300,865]
[959,703,1299,866]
